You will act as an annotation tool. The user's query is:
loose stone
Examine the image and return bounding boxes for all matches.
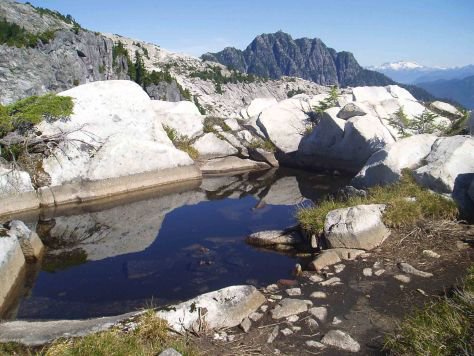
[319,277,341,286]
[310,291,327,299]
[334,264,346,273]
[249,312,263,322]
[374,269,385,276]
[306,340,326,349]
[422,250,440,259]
[394,274,411,283]
[281,328,293,336]
[240,318,251,333]
[398,262,433,277]
[286,288,302,296]
[267,326,279,343]
[309,307,328,322]
[271,298,309,319]
[332,316,342,325]
[363,268,373,277]
[321,330,361,352]
[305,318,319,329]
[286,315,299,323]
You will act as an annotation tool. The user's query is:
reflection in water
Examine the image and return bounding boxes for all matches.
[5,168,349,320]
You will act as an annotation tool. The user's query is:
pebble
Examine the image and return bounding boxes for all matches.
[422,250,440,259]
[159,348,182,356]
[280,328,293,336]
[310,291,327,299]
[240,318,251,333]
[286,288,302,296]
[292,326,301,332]
[249,312,263,322]
[373,261,383,269]
[309,306,328,322]
[270,295,283,300]
[319,277,341,286]
[309,274,324,283]
[305,340,326,349]
[267,326,279,343]
[334,264,346,274]
[394,274,411,283]
[417,288,429,297]
[286,315,299,323]
[266,284,279,293]
[261,305,268,312]
[305,318,319,329]
[363,268,373,277]
[332,316,342,325]
[374,269,385,276]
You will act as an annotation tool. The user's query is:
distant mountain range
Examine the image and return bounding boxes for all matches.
[201,32,436,102]
[417,75,474,109]
[369,61,474,108]
[369,61,474,85]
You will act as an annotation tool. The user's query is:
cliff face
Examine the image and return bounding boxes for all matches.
[202,31,395,87]
[0,1,129,104]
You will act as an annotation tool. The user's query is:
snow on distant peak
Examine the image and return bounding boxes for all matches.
[376,61,425,70]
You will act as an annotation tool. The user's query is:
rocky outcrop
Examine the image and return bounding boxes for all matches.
[156,285,265,333]
[352,134,437,188]
[200,156,269,174]
[324,204,390,250]
[430,101,462,117]
[0,1,129,104]
[413,136,474,193]
[0,167,35,198]
[7,221,43,262]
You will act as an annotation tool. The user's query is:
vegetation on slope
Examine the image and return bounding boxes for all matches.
[0,18,56,48]
[0,94,73,138]
[297,172,458,236]
[385,266,474,356]
[163,125,198,160]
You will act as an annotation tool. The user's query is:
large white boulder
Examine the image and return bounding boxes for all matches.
[0,167,35,198]
[241,98,278,119]
[413,136,474,193]
[37,80,193,186]
[156,285,265,333]
[257,100,308,153]
[430,101,462,117]
[299,115,395,172]
[324,204,390,250]
[352,86,393,103]
[0,236,25,310]
[151,100,204,139]
[353,134,437,188]
[192,133,238,159]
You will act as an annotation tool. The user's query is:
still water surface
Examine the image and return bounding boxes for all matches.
[7,168,349,320]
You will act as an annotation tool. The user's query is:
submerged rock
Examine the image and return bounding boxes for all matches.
[246,229,303,249]
[156,285,265,333]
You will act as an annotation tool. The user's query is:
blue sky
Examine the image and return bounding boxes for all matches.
[20,0,474,67]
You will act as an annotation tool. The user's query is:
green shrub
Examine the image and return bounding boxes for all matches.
[0,17,57,48]
[203,116,230,133]
[287,88,305,98]
[388,108,448,137]
[0,94,74,138]
[297,172,458,235]
[385,266,474,356]
[248,138,276,152]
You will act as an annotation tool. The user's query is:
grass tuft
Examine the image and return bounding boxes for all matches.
[163,125,198,160]
[248,138,276,152]
[41,311,197,356]
[384,266,474,356]
[297,171,458,235]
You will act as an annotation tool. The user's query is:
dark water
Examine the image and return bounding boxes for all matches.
[5,168,349,320]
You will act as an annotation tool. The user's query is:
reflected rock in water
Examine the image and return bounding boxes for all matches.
[261,176,306,206]
[41,190,207,261]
